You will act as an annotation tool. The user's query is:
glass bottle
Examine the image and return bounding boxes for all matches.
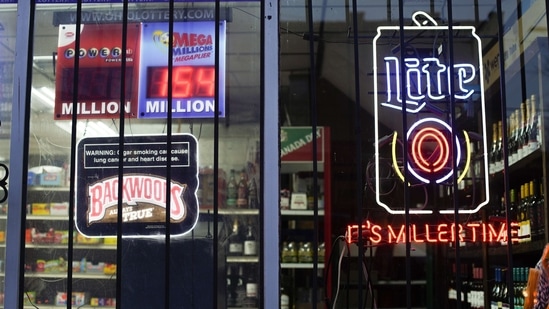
[508,112,517,164]
[228,219,243,256]
[528,180,539,239]
[537,178,545,238]
[227,170,238,208]
[242,265,258,308]
[243,223,257,256]
[237,170,249,208]
[521,99,530,155]
[248,176,258,209]
[490,122,498,173]
[496,121,503,171]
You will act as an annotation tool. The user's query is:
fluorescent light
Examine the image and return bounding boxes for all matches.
[55,120,117,138]
[31,87,55,111]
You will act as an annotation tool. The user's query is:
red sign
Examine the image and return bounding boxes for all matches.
[346,220,520,244]
[55,23,141,119]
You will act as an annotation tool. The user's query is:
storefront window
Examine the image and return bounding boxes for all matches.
[280,0,549,308]
[0,2,16,305]
[4,0,277,308]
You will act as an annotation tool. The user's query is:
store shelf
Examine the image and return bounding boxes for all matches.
[27,186,69,192]
[226,255,259,263]
[26,215,68,221]
[24,272,115,279]
[25,244,117,250]
[281,262,325,269]
[281,209,324,216]
[22,304,116,309]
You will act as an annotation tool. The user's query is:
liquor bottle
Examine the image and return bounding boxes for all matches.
[242,265,258,307]
[280,287,290,309]
[521,99,530,155]
[496,121,503,171]
[243,223,258,256]
[528,94,541,151]
[237,170,249,208]
[227,170,238,208]
[508,114,516,164]
[537,178,545,239]
[491,267,500,309]
[248,176,258,209]
[490,122,498,173]
[228,219,243,256]
[227,266,238,307]
[516,104,525,160]
[235,265,246,306]
[500,268,509,308]
[522,183,532,243]
[528,180,539,239]
[516,185,524,242]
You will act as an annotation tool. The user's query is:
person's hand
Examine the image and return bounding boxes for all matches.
[541,244,549,274]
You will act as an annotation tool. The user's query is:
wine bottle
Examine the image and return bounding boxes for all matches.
[243,223,257,256]
[496,121,503,171]
[490,122,498,173]
[528,94,541,151]
[248,176,258,209]
[508,113,516,164]
[242,265,258,308]
[228,219,243,256]
[537,178,545,239]
[528,180,539,239]
[227,170,238,208]
[237,170,249,208]
[522,99,530,155]
[235,265,246,306]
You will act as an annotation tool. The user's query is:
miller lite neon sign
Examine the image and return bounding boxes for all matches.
[373,11,490,215]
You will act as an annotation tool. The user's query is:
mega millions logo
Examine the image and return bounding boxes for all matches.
[151,29,214,62]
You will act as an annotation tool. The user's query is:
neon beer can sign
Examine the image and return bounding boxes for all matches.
[373,12,490,215]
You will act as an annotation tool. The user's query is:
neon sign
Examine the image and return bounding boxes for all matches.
[382,57,476,113]
[345,221,520,245]
[373,11,490,215]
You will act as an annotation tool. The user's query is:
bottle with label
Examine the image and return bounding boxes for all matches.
[228,219,243,256]
[227,170,238,208]
[529,94,542,150]
[243,223,258,256]
[237,170,249,208]
[521,99,530,155]
[508,112,517,164]
[235,265,246,306]
[528,180,539,239]
[227,266,238,307]
[537,178,545,239]
[495,121,503,171]
[490,122,498,173]
[242,265,258,308]
[280,287,290,309]
[248,176,258,209]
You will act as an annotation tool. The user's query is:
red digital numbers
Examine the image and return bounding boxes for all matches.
[147,66,215,98]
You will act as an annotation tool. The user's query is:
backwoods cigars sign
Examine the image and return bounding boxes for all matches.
[76,134,199,237]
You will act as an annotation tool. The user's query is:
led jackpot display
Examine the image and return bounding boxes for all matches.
[373,12,490,215]
[55,21,226,120]
[138,21,226,119]
[55,23,141,119]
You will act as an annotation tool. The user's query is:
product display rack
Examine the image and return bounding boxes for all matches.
[22,185,117,308]
[280,126,331,309]
[444,36,549,309]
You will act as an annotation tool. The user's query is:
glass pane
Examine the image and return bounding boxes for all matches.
[280,0,549,308]
[0,2,16,306]
[23,1,263,308]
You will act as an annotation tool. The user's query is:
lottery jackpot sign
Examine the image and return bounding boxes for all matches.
[373,12,490,215]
